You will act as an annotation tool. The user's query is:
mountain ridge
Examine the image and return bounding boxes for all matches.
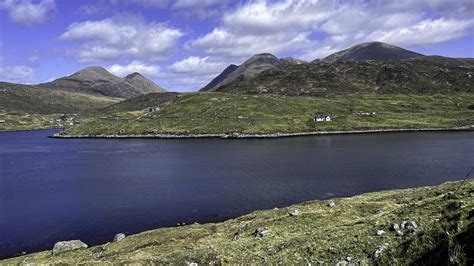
[39,67,166,99]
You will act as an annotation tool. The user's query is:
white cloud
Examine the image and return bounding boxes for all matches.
[0,57,35,83]
[189,0,474,62]
[0,0,55,26]
[170,56,228,75]
[367,18,474,46]
[59,15,184,63]
[107,60,161,77]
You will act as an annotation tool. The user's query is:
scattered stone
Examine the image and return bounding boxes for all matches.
[185,261,198,266]
[328,201,336,208]
[401,220,418,230]
[396,230,404,236]
[346,257,352,262]
[372,243,388,260]
[52,240,88,255]
[232,225,246,241]
[253,227,269,237]
[289,209,301,217]
[377,230,386,236]
[0,119,5,123]
[210,97,219,102]
[113,233,126,242]
[390,223,400,231]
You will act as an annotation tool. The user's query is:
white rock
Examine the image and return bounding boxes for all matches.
[113,233,126,242]
[52,240,88,255]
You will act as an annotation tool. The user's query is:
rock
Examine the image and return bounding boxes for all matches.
[253,227,269,237]
[377,230,386,236]
[401,220,418,230]
[372,243,388,260]
[328,201,336,208]
[289,209,301,217]
[346,257,352,262]
[396,230,404,236]
[390,223,400,231]
[185,262,198,266]
[113,233,126,242]
[52,240,88,255]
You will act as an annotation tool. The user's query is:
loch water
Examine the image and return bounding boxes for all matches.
[0,129,473,258]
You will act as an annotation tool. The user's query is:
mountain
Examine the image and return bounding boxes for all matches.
[124,72,166,94]
[200,64,238,92]
[217,56,474,96]
[40,67,166,99]
[315,42,424,63]
[200,54,306,92]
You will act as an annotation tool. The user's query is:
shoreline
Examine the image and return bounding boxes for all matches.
[51,125,474,139]
[3,178,473,264]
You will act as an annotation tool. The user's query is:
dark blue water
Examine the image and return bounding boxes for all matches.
[1,129,473,258]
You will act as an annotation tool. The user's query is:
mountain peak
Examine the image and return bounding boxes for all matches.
[317,41,424,63]
[124,72,166,93]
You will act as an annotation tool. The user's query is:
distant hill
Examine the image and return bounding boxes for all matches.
[200,54,306,91]
[314,42,424,63]
[0,82,120,114]
[200,64,238,92]
[217,56,474,96]
[124,72,166,94]
[40,67,166,99]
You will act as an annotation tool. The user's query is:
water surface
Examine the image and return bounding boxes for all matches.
[1,130,473,258]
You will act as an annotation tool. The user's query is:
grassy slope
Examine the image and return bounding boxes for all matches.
[5,179,473,265]
[65,92,474,136]
[0,83,121,131]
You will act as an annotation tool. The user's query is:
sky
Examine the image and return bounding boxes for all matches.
[0,0,473,92]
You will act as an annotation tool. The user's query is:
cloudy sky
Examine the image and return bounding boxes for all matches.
[0,0,473,91]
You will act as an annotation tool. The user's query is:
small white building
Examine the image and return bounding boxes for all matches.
[314,114,331,122]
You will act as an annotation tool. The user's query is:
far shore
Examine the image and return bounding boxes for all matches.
[50,125,473,139]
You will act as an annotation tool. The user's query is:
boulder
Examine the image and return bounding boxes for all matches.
[289,209,301,217]
[401,220,418,230]
[376,230,386,236]
[328,201,336,208]
[52,240,88,255]
[113,233,126,242]
[253,227,269,237]
[390,223,400,231]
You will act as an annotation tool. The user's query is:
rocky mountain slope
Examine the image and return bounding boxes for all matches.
[314,42,424,63]
[217,56,474,96]
[200,64,239,91]
[40,67,166,99]
[124,72,166,94]
[200,54,306,91]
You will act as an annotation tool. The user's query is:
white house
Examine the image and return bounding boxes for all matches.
[314,114,332,122]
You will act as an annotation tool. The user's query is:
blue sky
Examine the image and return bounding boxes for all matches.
[0,0,473,91]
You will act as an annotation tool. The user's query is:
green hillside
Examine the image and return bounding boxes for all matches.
[63,92,474,136]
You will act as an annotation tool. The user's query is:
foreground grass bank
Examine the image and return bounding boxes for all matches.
[63,92,474,136]
[4,179,473,264]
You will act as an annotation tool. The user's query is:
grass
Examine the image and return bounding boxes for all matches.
[4,179,473,264]
[0,83,121,132]
[64,92,474,136]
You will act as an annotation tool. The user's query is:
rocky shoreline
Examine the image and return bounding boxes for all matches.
[51,126,473,139]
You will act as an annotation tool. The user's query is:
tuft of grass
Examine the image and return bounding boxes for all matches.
[3,179,473,264]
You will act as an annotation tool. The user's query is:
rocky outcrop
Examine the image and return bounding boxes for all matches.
[52,240,88,255]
